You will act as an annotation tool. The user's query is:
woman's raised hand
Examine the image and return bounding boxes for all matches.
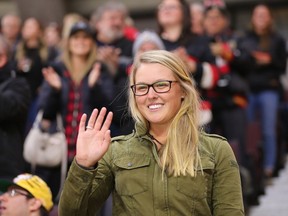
[42,67,62,90]
[75,108,113,168]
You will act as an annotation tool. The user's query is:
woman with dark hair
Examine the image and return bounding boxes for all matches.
[14,17,58,134]
[240,4,287,181]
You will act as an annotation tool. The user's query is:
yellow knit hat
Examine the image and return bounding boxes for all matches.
[1,173,53,211]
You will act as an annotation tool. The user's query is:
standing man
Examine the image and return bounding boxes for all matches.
[1,13,22,56]
[90,1,135,138]
[0,35,31,179]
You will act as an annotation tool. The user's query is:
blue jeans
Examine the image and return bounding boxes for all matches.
[247,90,279,171]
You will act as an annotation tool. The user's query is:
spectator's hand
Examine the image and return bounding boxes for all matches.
[88,62,101,87]
[251,51,271,65]
[75,108,113,168]
[97,46,120,76]
[18,58,32,73]
[42,67,62,90]
[210,42,224,56]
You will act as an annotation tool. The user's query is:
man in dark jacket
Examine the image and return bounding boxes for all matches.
[0,35,31,179]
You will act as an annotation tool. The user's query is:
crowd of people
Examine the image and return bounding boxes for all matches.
[0,0,287,215]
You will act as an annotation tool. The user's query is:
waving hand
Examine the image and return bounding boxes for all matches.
[75,108,113,168]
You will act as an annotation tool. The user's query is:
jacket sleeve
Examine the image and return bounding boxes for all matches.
[212,139,245,216]
[58,150,114,216]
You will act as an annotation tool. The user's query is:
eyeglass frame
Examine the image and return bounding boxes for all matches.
[5,188,33,199]
[130,80,178,96]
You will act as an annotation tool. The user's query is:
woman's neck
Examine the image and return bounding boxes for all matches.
[149,125,168,150]
[71,55,87,71]
[25,38,39,48]
[161,25,182,42]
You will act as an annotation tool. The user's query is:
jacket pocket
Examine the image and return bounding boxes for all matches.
[176,159,215,200]
[114,154,150,196]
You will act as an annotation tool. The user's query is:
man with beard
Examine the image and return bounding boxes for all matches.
[90,1,134,77]
[90,1,135,140]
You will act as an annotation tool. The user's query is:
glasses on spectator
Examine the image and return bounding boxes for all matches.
[5,189,33,198]
[131,80,178,96]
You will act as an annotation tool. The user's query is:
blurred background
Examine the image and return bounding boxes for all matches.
[1,0,288,40]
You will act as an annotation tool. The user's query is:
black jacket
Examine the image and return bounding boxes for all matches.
[0,63,31,178]
[238,30,287,92]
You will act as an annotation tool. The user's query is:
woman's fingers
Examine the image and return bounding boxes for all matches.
[94,107,107,131]
[101,111,113,132]
[87,108,99,129]
[79,113,87,132]
[84,108,112,132]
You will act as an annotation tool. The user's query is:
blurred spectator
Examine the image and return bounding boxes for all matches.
[61,13,87,49]
[133,30,165,57]
[13,17,58,134]
[44,22,61,56]
[202,2,256,209]
[0,35,31,179]
[203,0,249,164]
[90,1,134,138]
[156,0,219,127]
[112,30,165,137]
[90,1,133,77]
[37,22,114,198]
[240,4,287,181]
[189,1,205,35]
[0,173,53,216]
[0,13,21,56]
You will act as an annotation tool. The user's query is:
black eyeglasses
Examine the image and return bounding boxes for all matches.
[6,189,33,198]
[130,80,178,96]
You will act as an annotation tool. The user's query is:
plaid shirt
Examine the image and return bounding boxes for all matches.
[63,71,83,161]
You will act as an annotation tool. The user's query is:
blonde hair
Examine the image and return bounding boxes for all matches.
[61,35,97,84]
[129,50,202,177]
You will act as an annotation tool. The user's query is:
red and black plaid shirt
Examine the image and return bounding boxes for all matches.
[63,71,83,161]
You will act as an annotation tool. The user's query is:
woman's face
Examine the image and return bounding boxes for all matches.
[134,62,184,128]
[21,18,42,40]
[157,0,183,28]
[69,31,93,56]
[251,5,272,32]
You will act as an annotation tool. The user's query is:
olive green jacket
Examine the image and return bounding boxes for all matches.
[59,127,244,216]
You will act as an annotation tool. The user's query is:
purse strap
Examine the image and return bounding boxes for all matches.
[30,110,68,202]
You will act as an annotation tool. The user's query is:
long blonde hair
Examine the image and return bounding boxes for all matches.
[129,50,202,177]
[61,33,97,84]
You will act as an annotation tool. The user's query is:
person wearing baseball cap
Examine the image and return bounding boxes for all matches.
[69,21,94,38]
[0,173,53,216]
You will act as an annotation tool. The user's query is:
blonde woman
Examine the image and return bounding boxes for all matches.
[59,50,244,215]
[36,22,114,199]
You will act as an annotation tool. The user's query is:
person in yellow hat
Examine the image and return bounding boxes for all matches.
[0,173,53,216]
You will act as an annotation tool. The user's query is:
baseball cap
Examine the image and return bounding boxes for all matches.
[0,173,53,211]
[69,21,94,37]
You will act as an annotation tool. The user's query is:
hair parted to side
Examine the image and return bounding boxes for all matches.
[61,30,97,84]
[129,50,202,177]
